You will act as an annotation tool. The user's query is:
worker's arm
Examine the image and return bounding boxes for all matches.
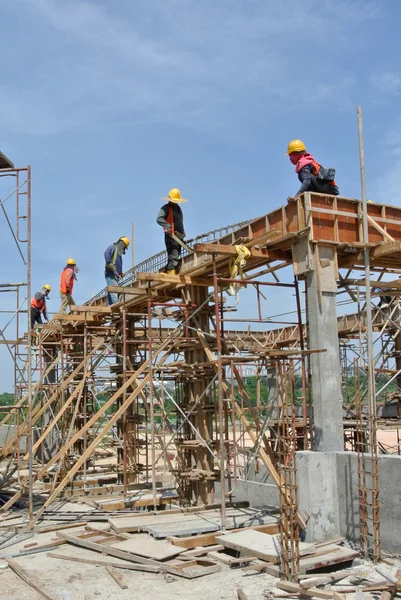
[42,305,48,321]
[294,165,312,197]
[34,292,43,303]
[64,269,74,293]
[104,245,117,273]
[156,206,170,231]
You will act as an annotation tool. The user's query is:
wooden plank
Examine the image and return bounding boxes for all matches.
[242,560,274,572]
[58,532,162,568]
[161,558,220,579]
[265,545,360,576]
[277,582,333,599]
[136,272,212,286]
[52,314,95,322]
[7,558,57,600]
[18,539,66,553]
[47,551,160,573]
[72,306,112,314]
[36,521,88,534]
[110,534,185,561]
[105,565,128,589]
[367,215,395,242]
[106,285,147,296]
[237,589,250,600]
[216,530,315,563]
[167,523,280,548]
[371,241,401,260]
[207,551,256,565]
[300,570,352,589]
[182,545,224,557]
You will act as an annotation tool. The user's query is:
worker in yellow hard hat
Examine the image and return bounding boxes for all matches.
[59,258,79,314]
[30,284,51,328]
[286,140,339,202]
[157,188,187,275]
[104,236,130,305]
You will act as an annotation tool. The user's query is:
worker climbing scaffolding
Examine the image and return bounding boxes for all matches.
[157,188,187,275]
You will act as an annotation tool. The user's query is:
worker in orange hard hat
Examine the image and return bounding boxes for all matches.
[30,284,51,329]
[104,236,130,305]
[286,140,339,202]
[59,258,80,314]
[157,188,187,275]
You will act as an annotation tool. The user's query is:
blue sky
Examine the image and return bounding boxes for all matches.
[1,0,401,390]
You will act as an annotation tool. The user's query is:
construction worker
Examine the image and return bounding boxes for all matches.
[104,236,130,306]
[30,285,51,328]
[59,258,79,314]
[287,140,339,202]
[157,188,187,275]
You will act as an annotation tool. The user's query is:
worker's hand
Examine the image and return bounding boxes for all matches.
[286,196,297,204]
[66,289,71,295]
[175,231,185,240]
[119,272,124,279]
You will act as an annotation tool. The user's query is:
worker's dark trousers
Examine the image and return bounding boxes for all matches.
[30,307,42,329]
[309,175,338,195]
[165,235,181,271]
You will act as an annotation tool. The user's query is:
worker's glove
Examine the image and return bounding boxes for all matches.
[286,196,297,204]
[175,231,185,240]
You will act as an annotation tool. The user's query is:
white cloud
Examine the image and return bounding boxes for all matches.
[1,0,379,135]
[371,71,401,95]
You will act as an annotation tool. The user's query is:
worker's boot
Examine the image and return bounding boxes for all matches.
[166,269,176,275]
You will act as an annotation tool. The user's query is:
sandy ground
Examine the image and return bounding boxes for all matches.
[0,526,398,600]
[0,527,279,600]
[0,528,399,600]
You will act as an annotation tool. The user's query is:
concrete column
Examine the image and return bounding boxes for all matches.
[306,245,344,451]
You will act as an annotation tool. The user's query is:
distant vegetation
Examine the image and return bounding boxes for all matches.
[0,371,397,414]
[0,393,14,406]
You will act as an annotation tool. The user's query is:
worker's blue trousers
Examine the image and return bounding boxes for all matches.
[105,274,120,306]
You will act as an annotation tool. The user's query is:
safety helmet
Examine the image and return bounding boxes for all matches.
[119,236,130,248]
[67,258,76,265]
[287,140,306,155]
[43,284,51,292]
[161,188,187,204]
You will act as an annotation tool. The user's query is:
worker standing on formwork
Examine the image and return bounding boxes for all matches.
[59,258,79,314]
[157,188,187,275]
[104,236,130,306]
[286,139,339,202]
[30,285,51,328]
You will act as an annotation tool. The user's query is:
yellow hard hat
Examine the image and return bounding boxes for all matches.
[367,200,373,203]
[67,258,76,265]
[287,140,306,155]
[43,284,51,291]
[161,188,187,204]
[119,236,130,248]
